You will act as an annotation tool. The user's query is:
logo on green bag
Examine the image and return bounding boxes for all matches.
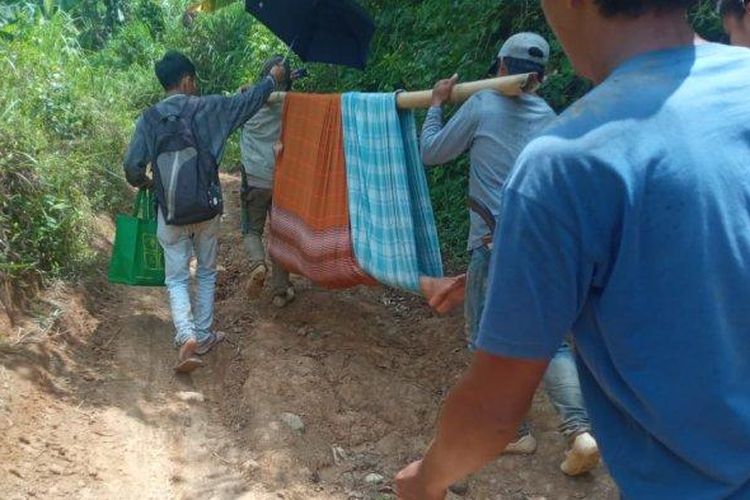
[142,234,163,270]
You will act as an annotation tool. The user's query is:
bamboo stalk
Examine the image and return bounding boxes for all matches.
[397,73,538,109]
[267,73,539,109]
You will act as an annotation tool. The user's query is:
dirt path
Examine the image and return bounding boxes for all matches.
[0,175,617,499]
[0,283,273,499]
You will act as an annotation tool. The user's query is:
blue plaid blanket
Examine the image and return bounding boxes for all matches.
[342,92,443,292]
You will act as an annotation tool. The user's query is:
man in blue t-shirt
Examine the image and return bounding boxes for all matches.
[396,1,750,499]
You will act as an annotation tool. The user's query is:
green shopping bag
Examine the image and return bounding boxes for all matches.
[108,189,166,286]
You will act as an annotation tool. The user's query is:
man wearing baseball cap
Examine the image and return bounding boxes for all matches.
[419,32,599,479]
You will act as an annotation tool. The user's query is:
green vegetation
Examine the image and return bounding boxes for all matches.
[1,15,133,289]
[0,0,724,308]
[0,0,265,297]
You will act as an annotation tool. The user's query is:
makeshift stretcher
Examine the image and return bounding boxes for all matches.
[268,74,538,292]
[268,72,539,108]
[341,92,443,292]
[268,93,377,289]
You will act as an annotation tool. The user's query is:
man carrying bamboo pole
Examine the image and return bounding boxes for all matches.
[420,33,600,477]
[239,55,301,308]
[398,0,750,498]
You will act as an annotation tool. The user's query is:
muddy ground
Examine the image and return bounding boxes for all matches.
[0,175,617,499]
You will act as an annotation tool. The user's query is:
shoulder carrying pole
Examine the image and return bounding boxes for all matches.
[267,72,539,109]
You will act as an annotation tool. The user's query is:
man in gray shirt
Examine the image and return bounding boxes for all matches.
[240,56,297,308]
[421,34,599,476]
[124,51,284,372]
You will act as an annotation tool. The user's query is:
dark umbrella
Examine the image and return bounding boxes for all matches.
[245,0,375,70]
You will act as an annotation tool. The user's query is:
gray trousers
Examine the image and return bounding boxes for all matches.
[240,171,290,295]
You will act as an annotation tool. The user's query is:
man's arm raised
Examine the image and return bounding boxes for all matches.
[420,74,480,166]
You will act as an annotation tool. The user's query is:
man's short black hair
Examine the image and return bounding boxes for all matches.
[155,51,196,91]
[490,56,546,80]
[594,0,699,17]
[717,0,747,18]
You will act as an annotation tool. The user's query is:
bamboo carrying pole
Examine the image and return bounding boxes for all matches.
[267,72,539,109]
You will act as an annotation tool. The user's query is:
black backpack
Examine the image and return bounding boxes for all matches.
[144,97,223,226]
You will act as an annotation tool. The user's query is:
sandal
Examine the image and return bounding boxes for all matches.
[249,262,268,288]
[195,331,226,356]
[175,357,204,373]
[174,338,205,373]
[272,287,296,308]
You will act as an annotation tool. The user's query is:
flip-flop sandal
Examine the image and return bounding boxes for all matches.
[272,287,296,308]
[248,262,268,287]
[195,331,226,356]
[174,357,204,374]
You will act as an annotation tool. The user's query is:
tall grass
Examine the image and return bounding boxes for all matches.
[0,13,154,314]
[0,1,277,317]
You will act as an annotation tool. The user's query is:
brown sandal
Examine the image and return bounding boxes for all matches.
[174,357,204,373]
[175,339,204,373]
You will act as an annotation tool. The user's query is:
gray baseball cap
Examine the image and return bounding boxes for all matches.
[498,32,550,65]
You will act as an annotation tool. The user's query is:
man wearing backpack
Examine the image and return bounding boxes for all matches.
[124,51,286,373]
[240,55,299,308]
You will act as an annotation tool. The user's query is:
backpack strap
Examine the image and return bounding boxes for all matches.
[143,97,199,127]
[175,97,204,153]
[468,196,496,239]
[143,105,164,129]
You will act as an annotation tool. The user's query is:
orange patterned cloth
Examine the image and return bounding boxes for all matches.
[268,93,375,289]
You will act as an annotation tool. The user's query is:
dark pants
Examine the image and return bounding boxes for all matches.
[240,170,290,295]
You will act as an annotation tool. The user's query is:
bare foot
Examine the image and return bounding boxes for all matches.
[419,275,467,314]
[419,276,442,299]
